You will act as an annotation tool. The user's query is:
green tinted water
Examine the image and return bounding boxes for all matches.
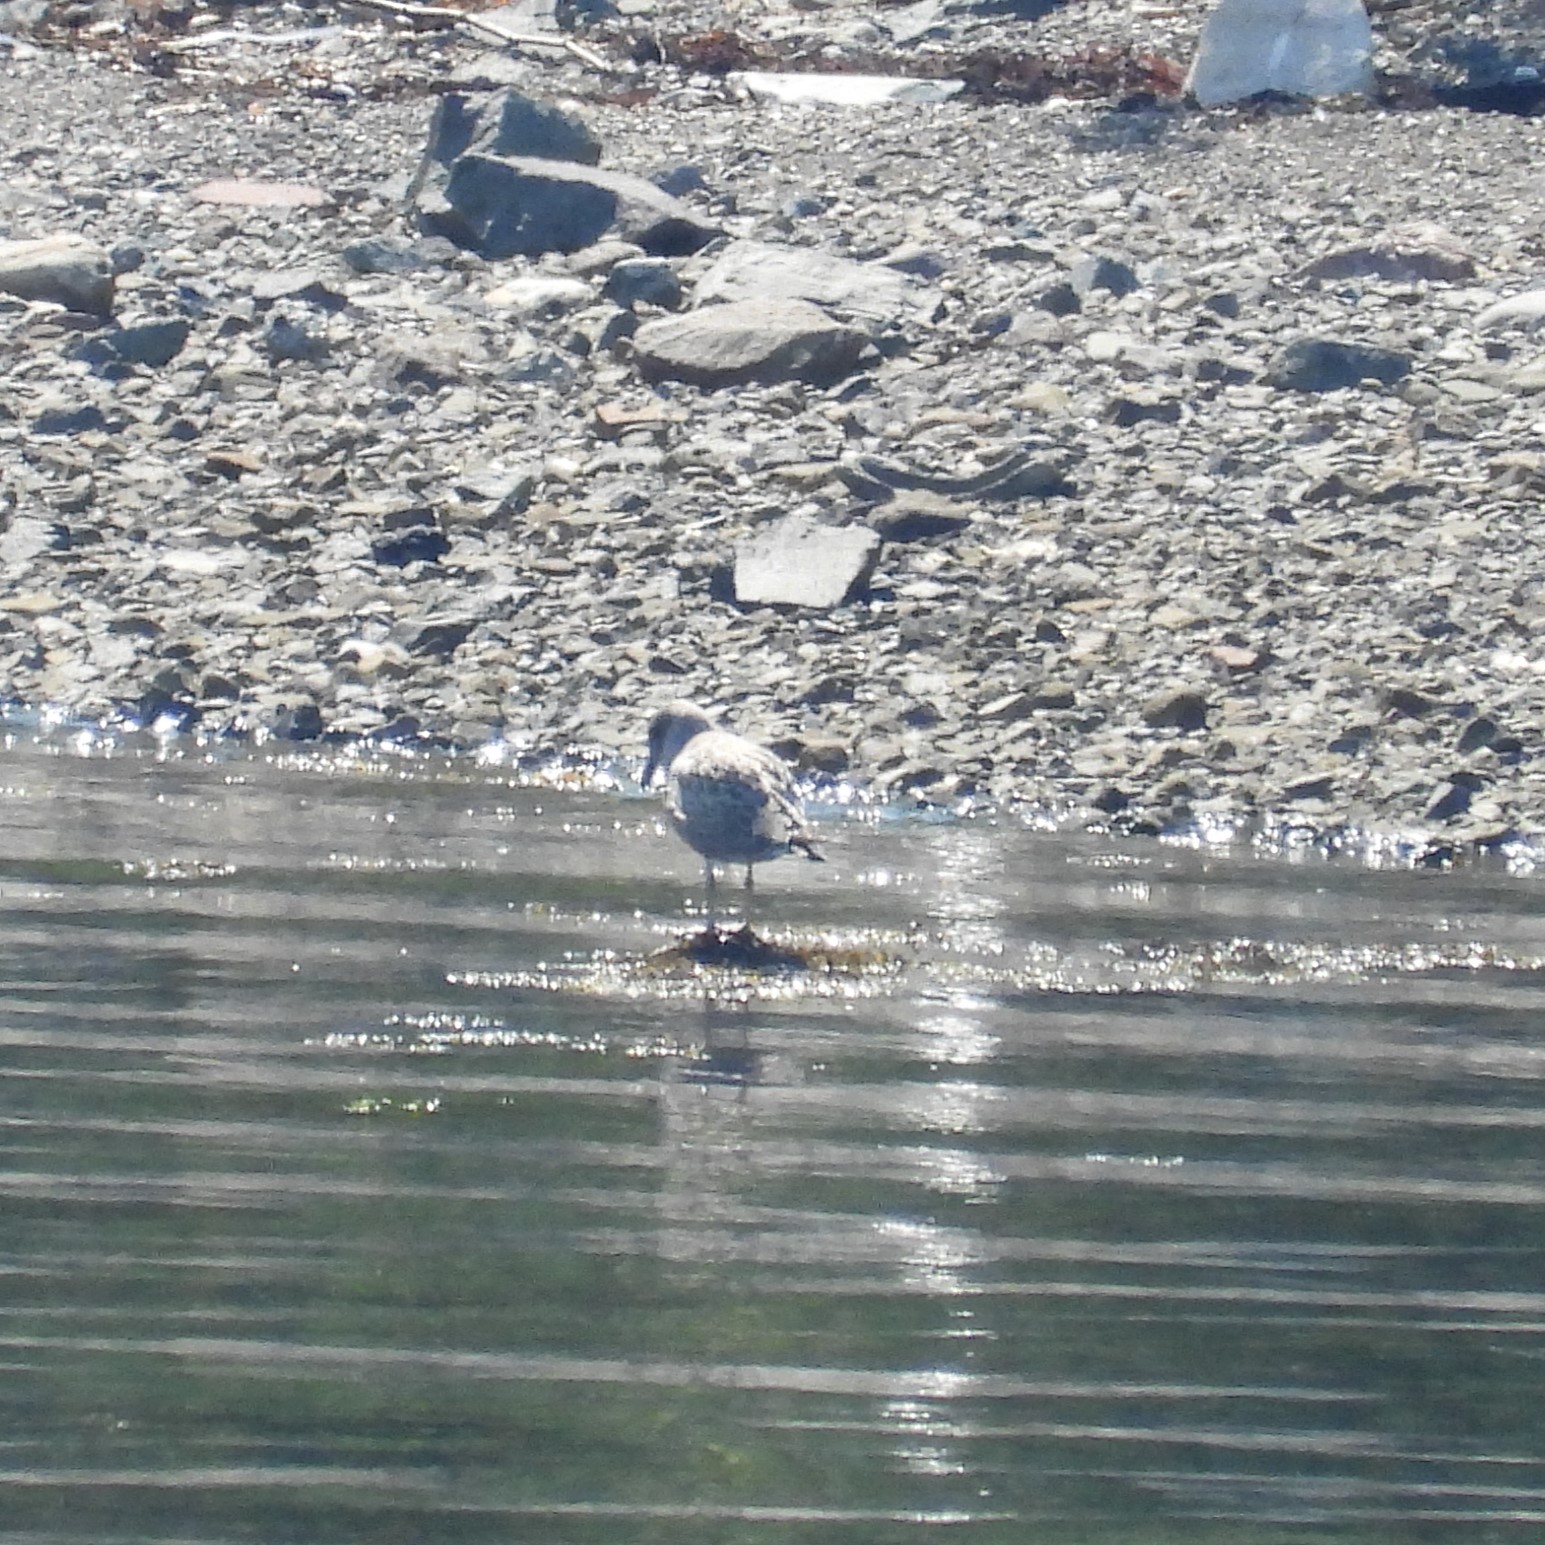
[5,736,1545,1542]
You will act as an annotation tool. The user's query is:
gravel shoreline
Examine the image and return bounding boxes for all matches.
[2,0,1545,855]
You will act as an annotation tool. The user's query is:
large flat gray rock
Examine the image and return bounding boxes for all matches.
[0,234,113,314]
[420,153,718,260]
[693,239,938,331]
[633,299,868,387]
[734,513,881,609]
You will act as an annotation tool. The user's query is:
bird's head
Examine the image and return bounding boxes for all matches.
[643,700,717,786]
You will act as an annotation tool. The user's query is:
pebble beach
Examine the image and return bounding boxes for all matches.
[2,0,1545,853]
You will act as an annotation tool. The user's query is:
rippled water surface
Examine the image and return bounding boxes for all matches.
[7,734,1545,1543]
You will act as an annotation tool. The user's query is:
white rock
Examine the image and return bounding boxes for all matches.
[1475,291,1545,331]
[484,275,591,314]
[732,71,964,107]
[1186,0,1374,108]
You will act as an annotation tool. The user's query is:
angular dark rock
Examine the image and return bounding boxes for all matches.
[1037,281,1081,316]
[734,513,881,608]
[870,496,973,542]
[1266,337,1412,392]
[372,528,450,567]
[422,154,719,260]
[604,257,683,310]
[1141,687,1209,732]
[101,319,189,368]
[1070,254,1139,299]
[417,89,601,177]
[342,237,455,276]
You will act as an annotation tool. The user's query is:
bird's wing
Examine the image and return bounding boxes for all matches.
[671,735,813,850]
[738,743,815,849]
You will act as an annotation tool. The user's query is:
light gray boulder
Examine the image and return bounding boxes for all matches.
[1186,0,1374,107]
[632,299,868,387]
[692,240,938,332]
[734,513,881,608]
[0,234,113,314]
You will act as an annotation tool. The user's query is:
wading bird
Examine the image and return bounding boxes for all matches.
[642,701,823,929]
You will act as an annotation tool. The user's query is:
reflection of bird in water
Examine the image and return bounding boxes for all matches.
[643,700,823,931]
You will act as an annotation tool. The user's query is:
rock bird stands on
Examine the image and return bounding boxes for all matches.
[643,701,823,926]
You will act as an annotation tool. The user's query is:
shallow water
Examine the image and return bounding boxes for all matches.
[5,733,1545,1543]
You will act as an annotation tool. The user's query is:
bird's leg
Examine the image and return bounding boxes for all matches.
[741,863,756,940]
[703,861,718,935]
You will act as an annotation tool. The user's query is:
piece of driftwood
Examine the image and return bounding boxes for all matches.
[345,0,610,69]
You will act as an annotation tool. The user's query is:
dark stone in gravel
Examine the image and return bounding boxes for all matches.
[604,257,683,309]
[98,318,189,368]
[342,237,450,275]
[1456,716,1499,754]
[1037,281,1081,316]
[1070,254,1139,298]
[1266,337,1413,392]
[399,617,476,658]
[1427,775,1482,821]
[1141,688,1209,732]
[870,498,973,542]
[34,403,111,435]
[425,154,718,260]
[373,528,450,567]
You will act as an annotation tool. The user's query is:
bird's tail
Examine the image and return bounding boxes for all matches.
[791,835,825,863]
